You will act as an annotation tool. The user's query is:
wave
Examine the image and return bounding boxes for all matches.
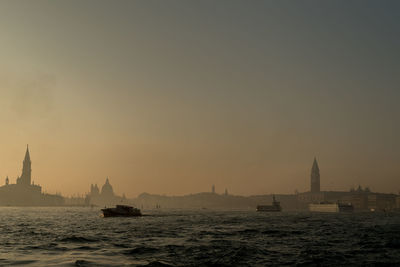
[123,246,159,255]
[136,261,174,267]
[1,209,400,266]
[59,236,97,243]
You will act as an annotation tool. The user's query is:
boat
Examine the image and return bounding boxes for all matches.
[256,195,282,212]
[309,202,354,213]
[101,205,142,217]
[338,203,354,212]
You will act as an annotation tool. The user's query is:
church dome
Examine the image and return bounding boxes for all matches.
[101,177,114,198]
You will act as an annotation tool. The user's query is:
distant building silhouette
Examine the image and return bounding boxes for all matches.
[0,145,64,206]
[90,184,100,196]
[101,177,114,198]
[296,156,398,211]
[87,177,121,206]
[311,157,320,193]
[16,146,32,186]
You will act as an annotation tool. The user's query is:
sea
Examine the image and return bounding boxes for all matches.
[0,207,399,266]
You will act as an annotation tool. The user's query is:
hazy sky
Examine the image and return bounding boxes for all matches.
[0,1,399,197]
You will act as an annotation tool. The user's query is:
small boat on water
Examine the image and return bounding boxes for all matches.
[101,205,142,217]
[256,195,282,212]
[309,202,354,213]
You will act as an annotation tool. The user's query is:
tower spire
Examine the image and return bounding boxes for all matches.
[24,144,31,162]
[17,145,32,186]
[311,157,320,193]
[312,157,319,171]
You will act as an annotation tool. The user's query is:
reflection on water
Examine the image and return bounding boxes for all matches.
[0,207,399,266]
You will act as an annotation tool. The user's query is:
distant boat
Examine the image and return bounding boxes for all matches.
[101,205,142,217]
[256,195,282,212]
[309,202,354,213]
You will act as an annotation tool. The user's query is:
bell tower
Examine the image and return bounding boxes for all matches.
[311,157,320,193]
[18,145,32,186]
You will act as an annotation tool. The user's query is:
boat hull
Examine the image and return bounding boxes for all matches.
[256,205,282,212]
[101,205,142,217]
[256,196,282,212]
[309,203,354,213]
[102,209,142,217]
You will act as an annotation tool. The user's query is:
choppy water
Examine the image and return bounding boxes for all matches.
[0,208,399,266]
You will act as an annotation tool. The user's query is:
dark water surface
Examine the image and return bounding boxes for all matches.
[0,207,399,266]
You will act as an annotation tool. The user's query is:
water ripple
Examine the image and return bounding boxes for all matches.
[0,207,399,266]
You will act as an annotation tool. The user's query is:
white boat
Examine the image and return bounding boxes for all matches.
[309,202,353,213]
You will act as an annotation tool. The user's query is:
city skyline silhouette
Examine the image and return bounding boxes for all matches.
[0,1,399,198]
[0,2,399,266]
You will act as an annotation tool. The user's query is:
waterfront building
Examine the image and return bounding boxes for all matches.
[367,193,397,211]
[90,184,100,197]
[0,146,64,206]
[87,177,122,206]
[101,177,114,198]
[297,158,397,211]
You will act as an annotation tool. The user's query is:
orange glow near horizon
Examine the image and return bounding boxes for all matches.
[0,1,399,197]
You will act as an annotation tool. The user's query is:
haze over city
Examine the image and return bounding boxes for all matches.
[0,1,399,197]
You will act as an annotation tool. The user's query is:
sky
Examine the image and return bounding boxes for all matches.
[0,1,399,197]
